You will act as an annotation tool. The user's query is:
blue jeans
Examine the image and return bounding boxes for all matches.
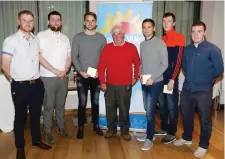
[158,80,179,136]
[142,81,163,140]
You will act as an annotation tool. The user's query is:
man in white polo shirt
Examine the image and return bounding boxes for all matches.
[1,10,52,159]
[37,11,72,145]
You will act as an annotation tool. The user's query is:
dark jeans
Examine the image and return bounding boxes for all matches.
[142,81,163,140]
[180,89,212,149]
[158,80,179,136]
[77,73,100,126]
[11,78,44,148]
[104,84,132,133]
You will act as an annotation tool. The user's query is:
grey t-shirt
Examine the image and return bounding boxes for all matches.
[71,32,107,72]
[140,36,168,82]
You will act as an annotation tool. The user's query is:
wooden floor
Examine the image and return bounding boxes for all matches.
[0,110,224,159]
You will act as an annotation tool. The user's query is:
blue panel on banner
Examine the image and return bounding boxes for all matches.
[99,115,107,126]
[130,114,147,129]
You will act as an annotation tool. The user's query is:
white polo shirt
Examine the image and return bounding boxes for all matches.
[37,29,71,77]
[2,30,40,81]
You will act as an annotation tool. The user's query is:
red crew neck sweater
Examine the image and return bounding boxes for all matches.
[98,42,140,85]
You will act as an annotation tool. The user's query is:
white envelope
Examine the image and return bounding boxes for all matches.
[87,67,97,77]
[142,74,151,84]
[163,85,173,94]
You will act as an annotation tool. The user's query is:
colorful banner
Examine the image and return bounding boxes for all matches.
[97,2,153,132]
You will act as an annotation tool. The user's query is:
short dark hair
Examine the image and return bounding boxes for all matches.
[192,21,206,31]
[48,11,62,20]
[18,10,34,18]
[163,12,175,22]
[142,18,155,27]
[84,12,97,20]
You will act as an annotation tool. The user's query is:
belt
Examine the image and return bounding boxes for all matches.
[12,78,40,84]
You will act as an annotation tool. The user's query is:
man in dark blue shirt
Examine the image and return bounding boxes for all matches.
[173,21,224,158]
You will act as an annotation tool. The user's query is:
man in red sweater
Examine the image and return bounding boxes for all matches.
[98,25,140,140]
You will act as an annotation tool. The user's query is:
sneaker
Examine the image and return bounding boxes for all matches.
[136,134,155,142]
[154,129,167,136]
[121,132,131,141]
[105,131,117,138]
[93,125,104,136]
[173,138,192,146]
[141,139,153,151]
[45,133,55,144]
[76,126,84,139]
[194,147,207,158]
[57,128,72,138]
[162,134,176,144]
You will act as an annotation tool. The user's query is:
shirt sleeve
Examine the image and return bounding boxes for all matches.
[67,38,71,54]
[181,48,186,75]
[139,44,143,74]
[2,37,15,56]
[71,35,81,72]
[210,46,224,78]
[98,46,108,84]
[171,34,185,80]
[177,34,185,46]
[102,36,107,49]
[132,45,141,80]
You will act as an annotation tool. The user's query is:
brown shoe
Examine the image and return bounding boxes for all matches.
[121,133,131,141]
[105,131,117,138]
[32,141,52,150]
[16,148,26,159]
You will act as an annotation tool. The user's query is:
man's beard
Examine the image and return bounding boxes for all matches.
[18,25,34,33]
[48,24,62,32]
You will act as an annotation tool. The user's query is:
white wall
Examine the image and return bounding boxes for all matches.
[201,1,224,53]
[201,1,224,104]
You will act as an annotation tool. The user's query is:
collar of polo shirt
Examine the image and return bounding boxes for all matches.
[18,29,35,40]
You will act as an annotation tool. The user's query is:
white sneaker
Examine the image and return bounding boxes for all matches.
[194,147,207,158]
[141,139,153,151]
[136,134,155,142]
[173,138,192,146]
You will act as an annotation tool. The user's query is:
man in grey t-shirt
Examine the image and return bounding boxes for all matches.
[71,12,107,139]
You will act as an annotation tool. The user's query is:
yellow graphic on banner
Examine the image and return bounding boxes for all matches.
[99,9,142,34]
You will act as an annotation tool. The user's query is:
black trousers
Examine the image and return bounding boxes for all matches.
[11,79,44,148]
[180,88,212,149]
[104,84,132,133]
[76,73,100,126]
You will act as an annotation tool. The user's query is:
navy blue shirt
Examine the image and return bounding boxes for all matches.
[182,40,224,92]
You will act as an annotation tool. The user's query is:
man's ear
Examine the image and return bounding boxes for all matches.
[173,22,175,27]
